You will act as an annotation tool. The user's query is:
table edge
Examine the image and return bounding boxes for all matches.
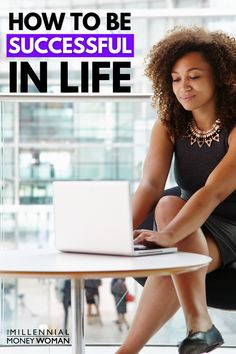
[0,262,209,279]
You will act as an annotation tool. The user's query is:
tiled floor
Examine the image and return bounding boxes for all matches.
[0,346,235,354]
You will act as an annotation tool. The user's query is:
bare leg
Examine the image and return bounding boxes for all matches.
[94,301,103,325]
[87,304,93,325]
[157,197,221,333]
[87,304,92,316]
[116,275,179,353]
[118,314,123,331]
[116,196,221,354]
[123,314,130,329]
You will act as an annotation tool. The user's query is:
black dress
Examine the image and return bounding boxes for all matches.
[174,125,236,267]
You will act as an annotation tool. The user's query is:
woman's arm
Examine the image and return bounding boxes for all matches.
[132,119,174,229]
[134,126,236,246]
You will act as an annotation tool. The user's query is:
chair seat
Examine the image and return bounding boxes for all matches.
[206,265,236,310]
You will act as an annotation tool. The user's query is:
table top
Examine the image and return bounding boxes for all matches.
[0,248,211,279]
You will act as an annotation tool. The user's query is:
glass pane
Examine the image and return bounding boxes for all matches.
[20,102,74,142]
[1,103,14,143]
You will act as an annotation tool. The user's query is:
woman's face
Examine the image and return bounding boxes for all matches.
[171,51,216,114]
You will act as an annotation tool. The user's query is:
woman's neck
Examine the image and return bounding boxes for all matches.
[192,109,217,131]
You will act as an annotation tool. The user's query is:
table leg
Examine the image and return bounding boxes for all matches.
[71,278,85,354]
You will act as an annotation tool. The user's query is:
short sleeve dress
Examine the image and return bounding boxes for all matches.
[174,125,236,267]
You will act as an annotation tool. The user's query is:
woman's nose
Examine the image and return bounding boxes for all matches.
[180,78,191,92]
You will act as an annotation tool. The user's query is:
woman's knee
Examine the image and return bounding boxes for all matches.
[155,195,186,225]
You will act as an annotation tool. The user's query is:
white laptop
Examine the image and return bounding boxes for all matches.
[52,181,177,257]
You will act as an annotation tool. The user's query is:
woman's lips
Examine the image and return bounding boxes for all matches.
[180,95,196,100]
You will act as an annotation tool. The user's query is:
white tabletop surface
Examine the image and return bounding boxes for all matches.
[0,248,211,278]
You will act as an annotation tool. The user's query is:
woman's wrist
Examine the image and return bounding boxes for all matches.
[158,230,175,247]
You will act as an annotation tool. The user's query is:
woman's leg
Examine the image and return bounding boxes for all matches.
[118,314,123,331]
[115,275,180,353]
[116,196,222,354]
[123,314,130,329]
[156,196,221,333]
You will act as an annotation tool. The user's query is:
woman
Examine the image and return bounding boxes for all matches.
[116,26,236,354]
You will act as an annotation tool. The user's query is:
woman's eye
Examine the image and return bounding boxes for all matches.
[172,78,180,82]
[190,76,200,80]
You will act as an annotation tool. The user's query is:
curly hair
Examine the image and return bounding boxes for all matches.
[145,26,236,137]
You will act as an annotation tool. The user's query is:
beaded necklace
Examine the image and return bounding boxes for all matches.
[186,118,222,148]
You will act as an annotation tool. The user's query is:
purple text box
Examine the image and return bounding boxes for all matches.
[6,34,134,57]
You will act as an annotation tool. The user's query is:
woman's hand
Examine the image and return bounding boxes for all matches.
[133,229,173,248]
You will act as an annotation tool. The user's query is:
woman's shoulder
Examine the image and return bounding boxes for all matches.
[228,124,236,145]
[152,119,174,145]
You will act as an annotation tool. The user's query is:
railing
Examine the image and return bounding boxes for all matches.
[0,93,151,102]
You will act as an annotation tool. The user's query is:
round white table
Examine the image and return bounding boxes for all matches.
[0,249,211,354]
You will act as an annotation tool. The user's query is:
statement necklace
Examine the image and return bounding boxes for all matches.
[186,118,222,148]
